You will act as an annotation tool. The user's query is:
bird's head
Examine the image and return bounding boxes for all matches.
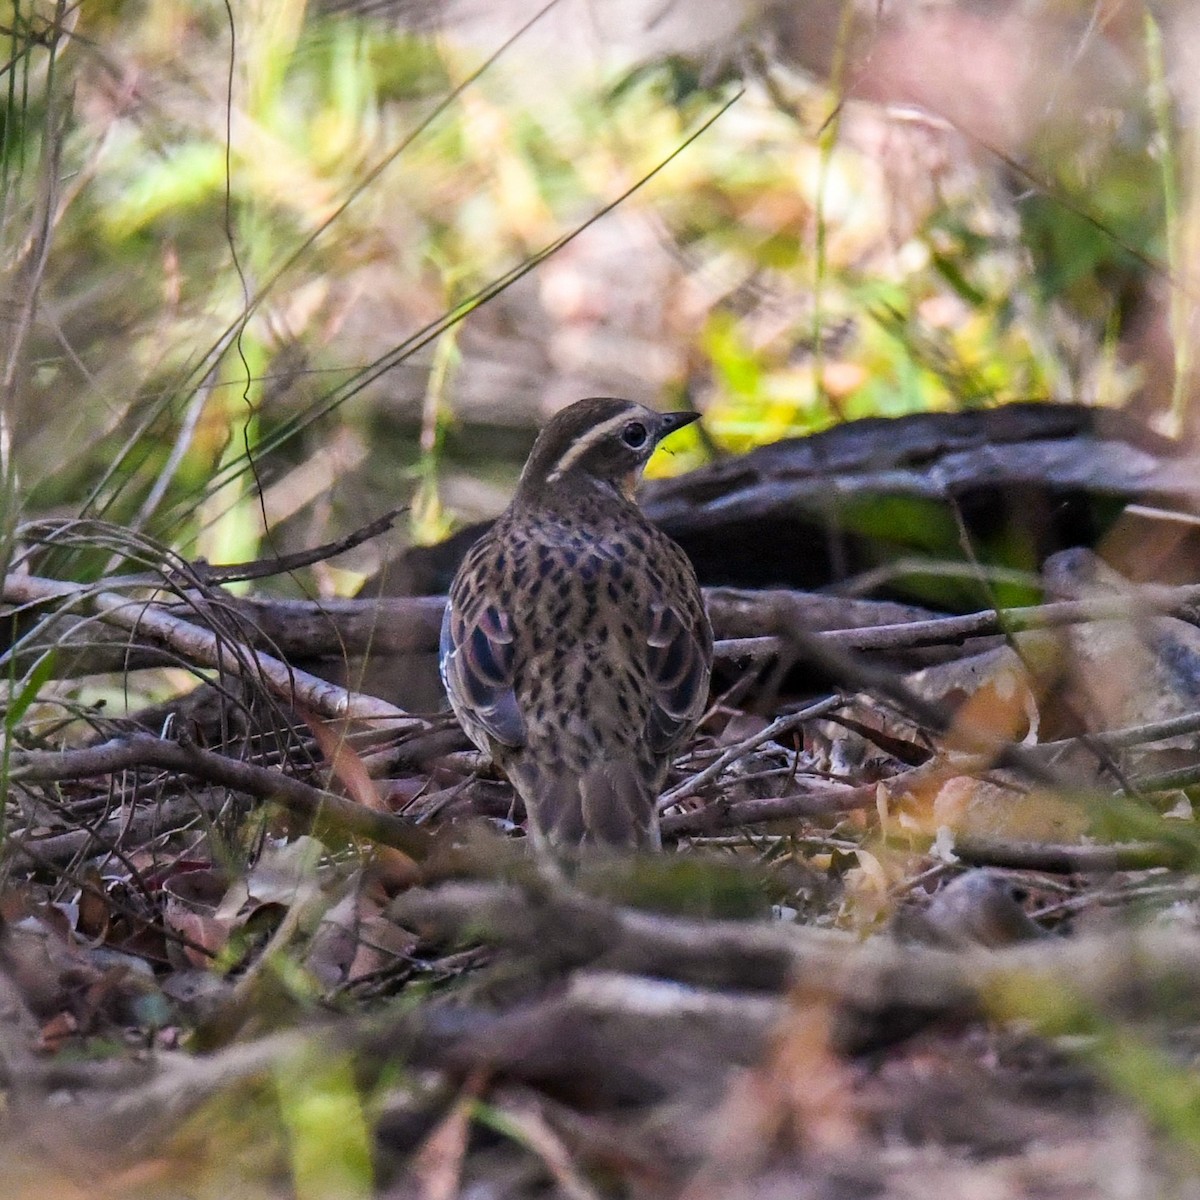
[516,397,699,504]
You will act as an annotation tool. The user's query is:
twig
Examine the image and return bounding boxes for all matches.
[661,783,878,838]
[391,878,1200,1021]
[17,576,1200,683]
[10,733,433,857]
[1041,709,1200,753]
[950,834,1190,873]
[4,789,228,867]
[3,573,423,724]
[1130,761,1200,793]
[658,695,845,809]
[180,507,406,584]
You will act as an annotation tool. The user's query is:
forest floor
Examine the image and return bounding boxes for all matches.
[6,516,1200,1199]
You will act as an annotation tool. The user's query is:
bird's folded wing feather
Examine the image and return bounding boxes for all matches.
[439,600,526,748]
[645,600,712,754]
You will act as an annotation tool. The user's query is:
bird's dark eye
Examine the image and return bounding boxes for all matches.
[621,421,648,448]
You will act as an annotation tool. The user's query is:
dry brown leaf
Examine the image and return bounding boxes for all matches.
[943,663,1039,753]
[347,912,419,982]
[38,1009,78,1052]
[75,867,111,943]
[0,913,100,1019]
[841,844,920,928]
[301,708,421,882]
[882,761,1087,844]
[161,869,233,969]
[1045,548,1200,744]
[928,776,1086,843]
[304,881,363,989]
[300,706,387,812]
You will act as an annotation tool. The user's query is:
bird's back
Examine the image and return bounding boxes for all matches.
[439,396,713,854]
[445,486,710,851]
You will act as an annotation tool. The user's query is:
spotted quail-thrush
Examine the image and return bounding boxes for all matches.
[439,397,713,853]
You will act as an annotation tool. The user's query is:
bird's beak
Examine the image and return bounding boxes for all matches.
[657,411,701,442]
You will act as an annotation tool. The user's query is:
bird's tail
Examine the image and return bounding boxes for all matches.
[514,759,661,854]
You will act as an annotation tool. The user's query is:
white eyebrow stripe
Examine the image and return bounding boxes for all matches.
[544,411,640,482]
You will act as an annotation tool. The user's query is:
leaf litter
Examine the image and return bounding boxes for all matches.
[6,534,1200,1197]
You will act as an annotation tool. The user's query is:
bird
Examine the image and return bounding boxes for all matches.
[439,396,713,854]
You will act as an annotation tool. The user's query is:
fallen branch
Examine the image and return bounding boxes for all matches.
[10,733,433,858]
[949,834,1191,874]
[3,573,424,725]
[13,575,1200,682]
[391,879,1200,1025]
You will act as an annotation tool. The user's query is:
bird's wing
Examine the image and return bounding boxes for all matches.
[439,598,526,749]
[644,598,712,755]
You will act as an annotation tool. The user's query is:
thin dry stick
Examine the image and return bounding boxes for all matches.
[1041,709,1200,752]
[3,573,422,725]
[11,733,433,857]
[950,834,1189,873]
[178,506,406,585]
[659,695,844,809]
[1132,761,1200,792]
[822,590,1200,649]
[92,588,407,722]
[5,789,227,868]
[661,784,879,838]
[391,878,1200,1014]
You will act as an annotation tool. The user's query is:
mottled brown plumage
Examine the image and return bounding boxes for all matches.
[440,397,712,853]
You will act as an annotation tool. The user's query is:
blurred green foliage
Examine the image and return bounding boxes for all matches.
[0,0,1176,587]
[277,1049,374,1200]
